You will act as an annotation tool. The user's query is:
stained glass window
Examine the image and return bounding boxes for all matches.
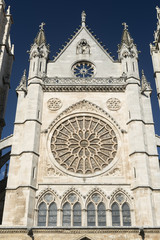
[38,202,47,226]
[48,202,57,226]
[87,202,95,226]
[122,203,131,226]
[73,202,81,226]
[98,202,106,226]
[112,202,120,226]
[63,202,71,226]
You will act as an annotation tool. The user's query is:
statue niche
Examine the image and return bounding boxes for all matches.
[76,39,90,55]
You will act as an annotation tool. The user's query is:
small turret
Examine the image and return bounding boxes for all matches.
[118,23,139,78]
[28,23,50,79]
[16,69,27,94]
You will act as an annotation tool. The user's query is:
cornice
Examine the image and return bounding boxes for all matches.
[42,77,126,92]
[0,227,160,234]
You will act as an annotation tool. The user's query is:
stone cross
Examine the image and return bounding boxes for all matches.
[122,22,128,30]
[39,22,45,31]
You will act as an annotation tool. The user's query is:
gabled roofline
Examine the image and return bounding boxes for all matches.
[52,25,115,63]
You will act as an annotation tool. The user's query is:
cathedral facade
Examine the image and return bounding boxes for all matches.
[0,2,160,240]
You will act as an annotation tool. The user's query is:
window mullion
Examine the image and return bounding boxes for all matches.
[96,205,98,227]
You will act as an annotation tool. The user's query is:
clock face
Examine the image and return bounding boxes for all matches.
[50,113,118,176]
[72,61,95,78]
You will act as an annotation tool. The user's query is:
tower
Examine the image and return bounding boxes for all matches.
[0,10,160,240]
[150,6,160,109]
[0,0,14,139]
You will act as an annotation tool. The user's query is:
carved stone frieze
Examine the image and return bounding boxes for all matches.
[43,76,126,85]
[42,76,126,92]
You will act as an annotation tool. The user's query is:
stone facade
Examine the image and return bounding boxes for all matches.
[0,5,160,240]
[150,6,160,109]
[0,0,14,139]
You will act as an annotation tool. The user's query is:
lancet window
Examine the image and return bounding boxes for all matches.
[87,193,106,226]
[111,193,131,226]
[38,193,57,226]
[62,193,82,226]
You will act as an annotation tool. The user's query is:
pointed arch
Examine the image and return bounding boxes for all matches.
[73,202,81,226]
[111,202,120,226]
[48,202,57,226]
[87,202,95,226]
[38,202,47,226]
[62,202,71,226]
[47,99,123,132]
[97,202,106,226]
[122,202,131,226]
[109,187,133,208]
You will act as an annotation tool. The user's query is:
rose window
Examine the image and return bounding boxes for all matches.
[72,61,95,78]
[50,115,118,175]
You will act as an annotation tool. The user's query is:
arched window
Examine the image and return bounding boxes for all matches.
[38,202,47,226]
[48,202,57,226]
[87,202,95,226]
[98,202,106,226]
[122,203,131,226]
[73,202,81,226]
[63,202,71,226]
[112,202,120,226]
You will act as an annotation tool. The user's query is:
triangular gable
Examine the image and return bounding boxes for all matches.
[52,25,114,62]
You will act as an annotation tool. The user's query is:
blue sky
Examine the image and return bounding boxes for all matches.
[1,1,160,163]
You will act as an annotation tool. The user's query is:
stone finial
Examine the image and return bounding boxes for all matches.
[39,22,45,31]
[81,11,86,27]
[122,22,128,30]
[34,23,47,46]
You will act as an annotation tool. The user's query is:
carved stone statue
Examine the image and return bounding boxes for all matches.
[76,39,90,54]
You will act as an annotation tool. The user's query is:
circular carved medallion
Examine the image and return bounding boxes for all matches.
[50,114,118,175]
[47,98,62,111]
[106,98,121,111]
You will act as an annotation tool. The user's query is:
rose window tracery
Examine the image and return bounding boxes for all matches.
[72,61,95,78]
[50,114,118,175]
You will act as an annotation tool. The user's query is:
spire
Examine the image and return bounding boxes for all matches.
[141,70,152,93]
[81,11,86,27]
[121,23,133,46]
[34,22,46,46]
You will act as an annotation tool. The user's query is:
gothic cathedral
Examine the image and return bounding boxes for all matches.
[0,1,160,240]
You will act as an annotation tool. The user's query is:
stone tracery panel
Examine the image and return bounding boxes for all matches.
[50,114,118,175]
